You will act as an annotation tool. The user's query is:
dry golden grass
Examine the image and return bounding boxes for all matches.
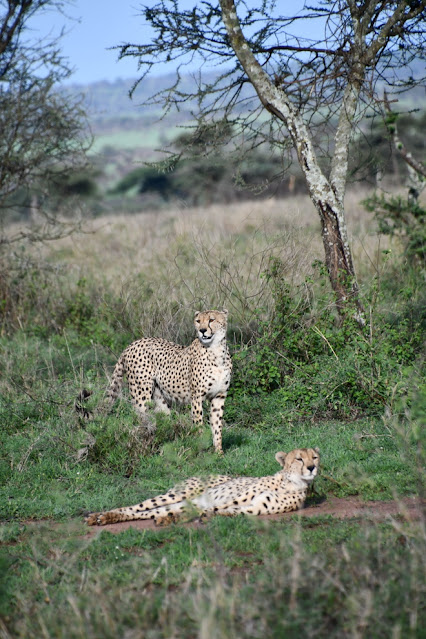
[5,187,391,338]
[40,188,386,287]
[8,187,388,340]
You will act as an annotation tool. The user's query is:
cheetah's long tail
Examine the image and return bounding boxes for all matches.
[74,353,126,420]
[106,352,126,406]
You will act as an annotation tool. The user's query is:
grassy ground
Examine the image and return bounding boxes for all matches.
[1,359,424,638]
[1,191,425,637]
[1,384,424,638]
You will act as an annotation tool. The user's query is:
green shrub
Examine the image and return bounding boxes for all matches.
[363,193,425,267]
[229,256,425,418]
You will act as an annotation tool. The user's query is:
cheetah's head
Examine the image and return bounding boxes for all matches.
[275,447,320,488]
[194,309,228,347]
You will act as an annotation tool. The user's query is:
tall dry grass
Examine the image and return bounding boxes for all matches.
[2,188,392,340]
[40,189,384,283]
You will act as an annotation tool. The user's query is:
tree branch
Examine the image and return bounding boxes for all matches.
[219,0,365,320]
[219,1,314,163]
[329,1,367,205]
[256,44,348,57]
[364,1,426,65]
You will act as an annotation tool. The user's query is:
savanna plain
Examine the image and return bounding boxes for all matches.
[1,190,425,638]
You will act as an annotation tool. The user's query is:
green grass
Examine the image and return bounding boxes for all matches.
[0,332,419,521]
[0,329,424,637]
[0,331,423,518]
[1,514,424,638]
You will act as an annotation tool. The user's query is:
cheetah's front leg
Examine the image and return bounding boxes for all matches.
[209,394,225,454]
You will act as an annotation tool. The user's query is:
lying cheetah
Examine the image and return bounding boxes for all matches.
[86,447,320,526]
[107,309,231,454]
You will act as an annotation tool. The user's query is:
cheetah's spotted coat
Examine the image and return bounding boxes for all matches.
[107,310,231,453]
[86,447,320,526]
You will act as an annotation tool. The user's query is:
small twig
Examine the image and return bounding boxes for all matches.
[17,430,47,472]
[311,325,339,360]
[64,331,78,384]
[13,379,64,407]
[321,473,349,487]
[354,431,393,440]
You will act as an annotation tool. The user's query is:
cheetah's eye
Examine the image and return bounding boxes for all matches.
[296,457,304,462]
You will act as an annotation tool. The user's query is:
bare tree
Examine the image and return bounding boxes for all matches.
[118,0,425,322]
[0,0,91,247]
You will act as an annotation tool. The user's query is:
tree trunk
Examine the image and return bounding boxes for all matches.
[317,199,361,318]
[220,0,365,322]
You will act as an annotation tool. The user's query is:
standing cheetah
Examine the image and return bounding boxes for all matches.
[86,447,320,525]
[107,309,232,454]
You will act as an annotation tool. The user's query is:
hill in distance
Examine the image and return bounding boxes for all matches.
[65,69,424,197]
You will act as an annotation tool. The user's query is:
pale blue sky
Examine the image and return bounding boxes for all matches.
[27,0,152,83]
[26,0,317,85]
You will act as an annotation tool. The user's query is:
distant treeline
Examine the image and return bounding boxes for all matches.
[107,111,425,208]
[4,110,424,220]
[110,152,307,206]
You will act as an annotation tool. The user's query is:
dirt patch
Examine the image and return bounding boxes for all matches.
[82,495,424,537]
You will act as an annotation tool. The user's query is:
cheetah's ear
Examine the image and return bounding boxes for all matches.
[275,451,287,467]
[194,311,201,318]
[314,447,320,454]
[222,308,228,315]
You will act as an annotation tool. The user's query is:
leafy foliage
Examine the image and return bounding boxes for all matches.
[230,256,425,419]
[363,193,426,267]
